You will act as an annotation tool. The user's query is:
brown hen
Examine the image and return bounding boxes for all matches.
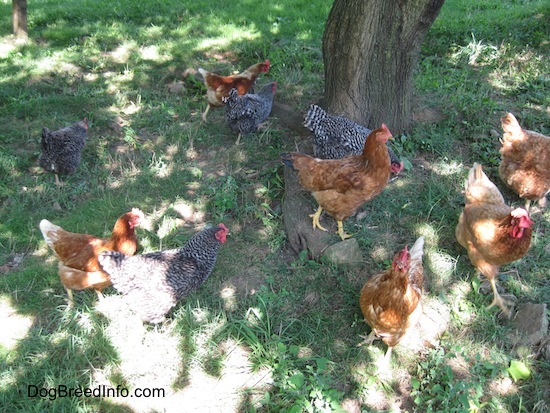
[39,208,144,306]
[280,124,393,240]
[455,163,533,316]
[198,60,270,121]
[359,236,425,359]
[499,112,550,210]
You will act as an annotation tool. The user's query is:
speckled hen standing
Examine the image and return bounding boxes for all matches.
[223,82,277,145]
[98,224,228,324]
[39,118,88,186]
[303,104,404,174]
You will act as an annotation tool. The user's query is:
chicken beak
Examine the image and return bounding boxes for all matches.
[388,136,394,141]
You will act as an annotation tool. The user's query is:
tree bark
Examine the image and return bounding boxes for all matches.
[322,0,445,133]
[13,0,28,38]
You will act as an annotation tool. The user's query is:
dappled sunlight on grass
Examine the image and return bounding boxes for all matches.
[198,26,261,51]
[429,159,464,176]
[427,249,458,287]
[0,297,34,351]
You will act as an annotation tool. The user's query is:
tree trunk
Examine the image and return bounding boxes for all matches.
[13,0,28,38]
[322,0,444,133]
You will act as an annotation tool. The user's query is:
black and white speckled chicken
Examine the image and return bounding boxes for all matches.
[303,105,404,174]
[39,118,88,186]
[98,224,228,324]
[223,82,277,145]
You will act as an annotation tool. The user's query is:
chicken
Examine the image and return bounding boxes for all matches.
[198,60,270,122]
[98,224,229,324]
[39,208,144,306]
[359,236,425,359]
[38,118,88,186]
[499,112,550,210]
[223,82,277,145]
[303,104,404,174]
[455,163,534,316]
[280,124,394,240]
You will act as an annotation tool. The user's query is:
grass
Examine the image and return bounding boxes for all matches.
[1,0,549,411]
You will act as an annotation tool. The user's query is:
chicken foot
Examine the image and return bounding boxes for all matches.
[336,221,353,241]
[358,331,393,360]
[309,206,328,232]
[486,277,512,317]
[357,330,378,347]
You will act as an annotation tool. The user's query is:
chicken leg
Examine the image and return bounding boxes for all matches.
[336,221,353,241]
[66,288,74,308]
[309,206,328,232]
[486,277,511,317]
[201,105,211,122]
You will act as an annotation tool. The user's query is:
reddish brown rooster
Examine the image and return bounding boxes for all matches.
[280,124,394,240]
[39,208,144,306]
[499,112,550,210]
[198,60,270,121]
[359,236,425,359]
[455,163,534,316]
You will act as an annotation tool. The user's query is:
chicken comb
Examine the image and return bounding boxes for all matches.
[398,245,409,262]
[391,244,410,270]
[215,223,229,243]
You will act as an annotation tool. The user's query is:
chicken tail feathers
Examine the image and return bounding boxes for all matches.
[501,113,522,137]
[39,219,61,245]
[197,67,208,77]
[464,163,506,206]
[280,153,296,170]
[467,162,497,190]
[409,236,425,263]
